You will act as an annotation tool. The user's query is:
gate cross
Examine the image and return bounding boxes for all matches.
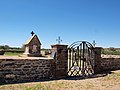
[56,36,62,44]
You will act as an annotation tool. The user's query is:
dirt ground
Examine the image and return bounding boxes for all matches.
[0,70,120,90]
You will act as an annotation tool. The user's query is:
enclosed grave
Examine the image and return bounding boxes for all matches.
[23,33,41,57]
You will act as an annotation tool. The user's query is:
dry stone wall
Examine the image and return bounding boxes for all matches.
[0,58,55,84]
[1,45,120,84]
[94,47,120,73]
[51,44,68,78]
[0,44,68,84]
[98,58,120,72]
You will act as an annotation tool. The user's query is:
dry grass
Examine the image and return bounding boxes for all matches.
[0,70,120,90]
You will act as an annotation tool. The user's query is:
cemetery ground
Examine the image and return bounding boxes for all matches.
[0,70,120,90]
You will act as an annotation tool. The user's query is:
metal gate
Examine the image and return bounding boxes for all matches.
[67,41,95,77]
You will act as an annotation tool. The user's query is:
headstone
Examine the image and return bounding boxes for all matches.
[51,51,56,59]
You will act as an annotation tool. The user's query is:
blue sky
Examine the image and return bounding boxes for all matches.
[0,0,120,48]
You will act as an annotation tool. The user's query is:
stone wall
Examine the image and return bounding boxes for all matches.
[0,58,55,84]
[0,44,68,84]
[1,44,120,84]
[51,44,68,79]
[96,58,120,72]
[94,47,120,73]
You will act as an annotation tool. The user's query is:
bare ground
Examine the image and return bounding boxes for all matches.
[0,70,120,90]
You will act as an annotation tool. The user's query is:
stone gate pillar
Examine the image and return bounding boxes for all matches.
[94,47,102,74]
[51,44,68,79]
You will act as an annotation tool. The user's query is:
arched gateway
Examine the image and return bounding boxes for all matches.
[67,41,95,77]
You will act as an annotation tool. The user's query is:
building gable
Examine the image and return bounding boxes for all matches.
[23,34,41,57]
[24,34,41,46]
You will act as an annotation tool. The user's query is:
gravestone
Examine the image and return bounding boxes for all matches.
[23,33,41,57]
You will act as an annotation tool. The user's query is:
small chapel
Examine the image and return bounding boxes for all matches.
[23,31,41,57]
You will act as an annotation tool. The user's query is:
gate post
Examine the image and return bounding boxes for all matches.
[51,44,68,79]
[94,47,102,74]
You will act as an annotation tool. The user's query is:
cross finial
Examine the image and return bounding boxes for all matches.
[56,36,62,44]
[31,31,35,36]
[92,40,96,47]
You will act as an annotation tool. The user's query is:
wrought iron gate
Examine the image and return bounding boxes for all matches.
[67,41,95,77]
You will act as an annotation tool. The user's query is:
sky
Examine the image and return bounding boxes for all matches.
[0,0,120,48]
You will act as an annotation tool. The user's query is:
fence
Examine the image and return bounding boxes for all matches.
[0,44,120,84]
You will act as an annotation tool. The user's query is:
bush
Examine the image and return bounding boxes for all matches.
[109,47,116,51]
[102,48,120,55]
